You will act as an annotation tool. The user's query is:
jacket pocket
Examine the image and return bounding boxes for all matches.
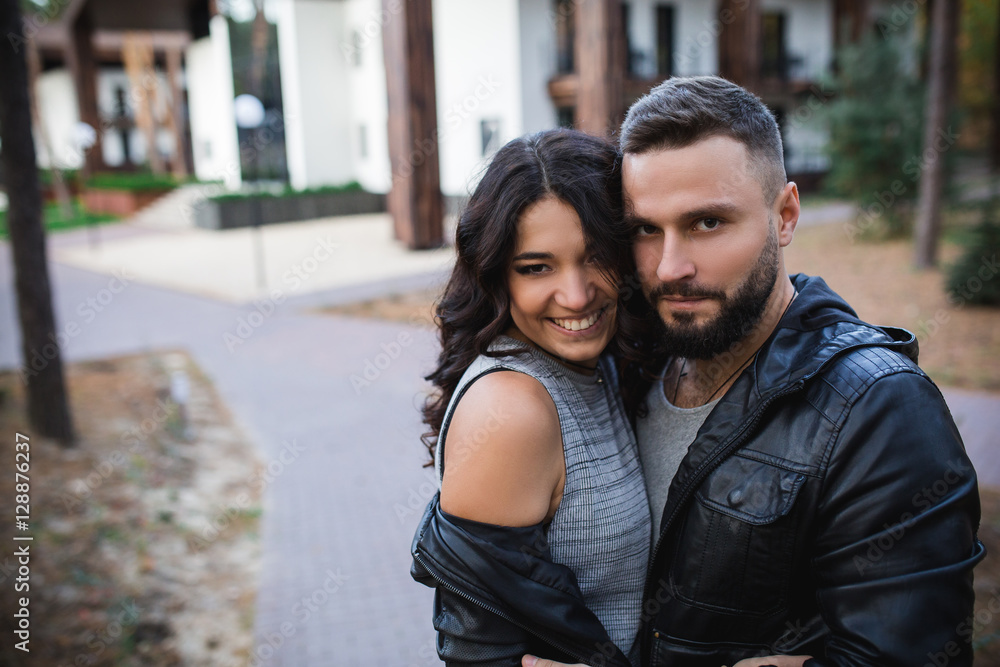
[669,456,807,617]
[649,632,772,667]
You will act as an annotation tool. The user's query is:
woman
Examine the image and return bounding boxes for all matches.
[410,128,650,667]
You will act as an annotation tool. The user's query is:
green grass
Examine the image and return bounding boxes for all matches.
[0,200,120,240]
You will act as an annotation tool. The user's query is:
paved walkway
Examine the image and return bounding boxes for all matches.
[1,203,998,666]
[1,219,448,665]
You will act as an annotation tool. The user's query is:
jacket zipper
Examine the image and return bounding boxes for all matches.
[413,551,629,667]
[640,382,804,657]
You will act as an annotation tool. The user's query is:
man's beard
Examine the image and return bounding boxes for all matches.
[646,226,779,360]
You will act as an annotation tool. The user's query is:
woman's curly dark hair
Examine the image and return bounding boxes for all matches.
[421,128,654,465]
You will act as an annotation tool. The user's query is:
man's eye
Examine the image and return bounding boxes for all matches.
[634,224,659,236]
[695,218,722,231]
[515,264,548,275]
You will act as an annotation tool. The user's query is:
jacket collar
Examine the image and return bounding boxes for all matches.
[752,273,918,393]
[653,274,918,544]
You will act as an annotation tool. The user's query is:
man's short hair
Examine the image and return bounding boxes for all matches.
[619,76,787,204]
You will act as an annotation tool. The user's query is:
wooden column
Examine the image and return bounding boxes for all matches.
[833,0,869,46]
[575,0,625,137]
[717,0,761,93]
[166,46,188,178]
[382,0,443,250]
[66,9,103,174]
[123,33,165,174]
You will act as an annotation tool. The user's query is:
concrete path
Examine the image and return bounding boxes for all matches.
[1,206,998,665]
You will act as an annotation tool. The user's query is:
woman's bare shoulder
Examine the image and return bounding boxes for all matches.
[440,370,564,527]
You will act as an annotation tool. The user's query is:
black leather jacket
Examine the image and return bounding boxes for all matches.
[412,499,635,666]
[413,274,985,667]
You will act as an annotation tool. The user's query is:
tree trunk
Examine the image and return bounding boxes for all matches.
[914,0,958,269]
[0,0,75,444]
[991,0,1000,172]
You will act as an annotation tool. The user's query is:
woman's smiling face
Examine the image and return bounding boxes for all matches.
[506,196,618,369]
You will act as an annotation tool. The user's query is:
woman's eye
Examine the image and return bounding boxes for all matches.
[634,224,659,236]
[515,264,548,275]
[695,218,722,231]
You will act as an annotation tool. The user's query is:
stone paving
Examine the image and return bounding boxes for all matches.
[0,209,998,666]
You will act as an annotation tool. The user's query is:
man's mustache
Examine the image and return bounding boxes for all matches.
[647,282,727,302]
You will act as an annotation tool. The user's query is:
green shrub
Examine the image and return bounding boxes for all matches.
[822,25,925,240]
[37,168,80,187]
[945,199,1000,306]
[209,181,363,203]
[86,172,180,192]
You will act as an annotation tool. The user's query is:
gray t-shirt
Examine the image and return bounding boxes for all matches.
[636,375,719,538]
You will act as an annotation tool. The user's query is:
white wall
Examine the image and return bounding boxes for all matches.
[433,0,522,197]
[275,0,354,190]
[671,0,719,76]
[186,15,242,187]
[344,0,392,194]
[34,69,81,169]
[517,0,559,134]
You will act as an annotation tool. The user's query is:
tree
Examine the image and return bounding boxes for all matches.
[992,0,1000,171]
[822,26,924,240]
[0,0,74,444]
[914,0,960,268]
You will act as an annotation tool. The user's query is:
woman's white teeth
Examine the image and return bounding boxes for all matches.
[553,308,603,331]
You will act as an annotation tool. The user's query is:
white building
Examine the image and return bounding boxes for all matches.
[32,0,894,200]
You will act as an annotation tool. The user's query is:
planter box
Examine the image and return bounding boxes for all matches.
[82,187,173,216]
[193,190,386,230]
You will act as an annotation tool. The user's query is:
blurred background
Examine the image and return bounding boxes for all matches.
[0,0,998,664]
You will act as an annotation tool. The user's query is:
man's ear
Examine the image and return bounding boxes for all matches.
[776,182,799,247]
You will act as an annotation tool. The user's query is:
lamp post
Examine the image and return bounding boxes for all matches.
[73,121,98,250]
[234,93,267,294]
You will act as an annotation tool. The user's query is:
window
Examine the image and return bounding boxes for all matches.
[761,12,787,79]
[358,124,368,159]
[656,4,675,78]
[481,119,501,157]
[557,107,575,129]
[622,3,638,77]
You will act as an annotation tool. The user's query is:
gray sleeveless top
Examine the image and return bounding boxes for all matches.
[435,336,651,657]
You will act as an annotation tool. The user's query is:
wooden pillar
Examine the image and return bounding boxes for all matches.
[166,47,188,178]
[718,0,761,93]
[66,9,103,175]
[382,0,443,250]
[575,0,625,137]
[833,0,868,46]
[123,33,165,174]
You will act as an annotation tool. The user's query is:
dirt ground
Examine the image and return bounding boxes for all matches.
[784,221,1000,393]
[0,351,261,666]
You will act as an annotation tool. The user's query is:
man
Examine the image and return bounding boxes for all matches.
[527,76,984,667]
